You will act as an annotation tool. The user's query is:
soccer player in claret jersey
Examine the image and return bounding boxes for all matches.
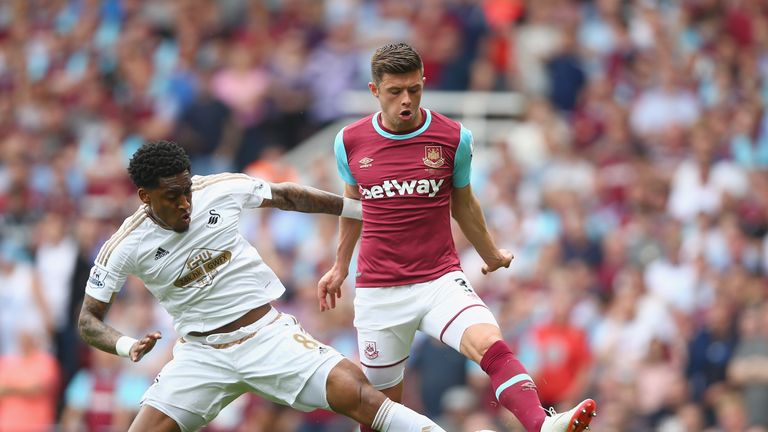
[78,140,451,432]
[318,43,597,432]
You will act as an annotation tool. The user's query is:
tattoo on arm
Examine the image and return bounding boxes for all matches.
[264,182,343,215]
[78,295,122,355]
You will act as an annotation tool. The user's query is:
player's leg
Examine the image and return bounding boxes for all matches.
[354,323,417,431]
[128,405,184,432]
[249,312,443,431]
[459,323,596,432]
[353,284,425,430]
[134,339,243,432]
[305,358,447,431]
[419,272,596,432]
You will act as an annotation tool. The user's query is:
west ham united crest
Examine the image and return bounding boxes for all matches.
[423,145,445,168]
[364,341,379,360]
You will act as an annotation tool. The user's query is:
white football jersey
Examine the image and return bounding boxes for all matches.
[85,173,286,336]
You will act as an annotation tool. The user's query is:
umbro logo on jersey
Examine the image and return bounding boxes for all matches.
[207,210,221,227]
[359,157,373,168]
[154,247,169,260]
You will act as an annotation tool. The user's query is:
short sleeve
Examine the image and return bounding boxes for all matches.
[192,173,272,209]
[453,124,473,188]
[238,176,272,209]
[86,227,134,303]
[334,129,357,185]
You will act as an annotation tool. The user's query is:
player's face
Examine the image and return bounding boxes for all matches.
[369,70,424,132]
[140,171,193,233]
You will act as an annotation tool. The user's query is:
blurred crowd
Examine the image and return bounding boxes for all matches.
[1,0,768,431]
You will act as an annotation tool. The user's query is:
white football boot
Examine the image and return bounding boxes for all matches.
[540,399,597,432]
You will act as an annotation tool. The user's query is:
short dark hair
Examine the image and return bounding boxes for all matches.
[370,43,423,85]
[128,140,191,188]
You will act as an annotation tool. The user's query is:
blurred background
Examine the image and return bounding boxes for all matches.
[1,0,767,431]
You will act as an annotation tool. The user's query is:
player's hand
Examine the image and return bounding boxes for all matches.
[318,265,347,312]
[129,331,162,362]
[482,249,514,274]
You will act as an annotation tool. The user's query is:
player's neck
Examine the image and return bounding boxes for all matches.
[380,108,423,134]
[144,206,174,231]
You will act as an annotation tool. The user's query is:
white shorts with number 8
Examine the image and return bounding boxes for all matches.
[142,308,344,432]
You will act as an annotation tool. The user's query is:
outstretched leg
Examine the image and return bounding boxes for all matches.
[325,359,446,432]
[463,324,596,432]
[128,405,183,432]
[462,323,548,432]
[419,273,597,432]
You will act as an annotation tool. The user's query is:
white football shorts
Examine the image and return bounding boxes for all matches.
[141,307,344,432]
[354,270,498,389]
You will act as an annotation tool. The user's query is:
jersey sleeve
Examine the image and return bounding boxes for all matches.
[193,173,272,209]
[453,124,473,188]
[334,128,357,185]
[85,233,134,303]
[235,176,272,209]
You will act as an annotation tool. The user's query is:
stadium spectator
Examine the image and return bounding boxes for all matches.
[60,348,145,432]
[518,271,593,408]
[727,303,768,429]
[0,324,60,432]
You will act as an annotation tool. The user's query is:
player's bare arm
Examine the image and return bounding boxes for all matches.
[334,183,363,267]
[450,185,513,274]
[262,182,360,217]
[319,183,363,311]
[78,294,161,362]
[78,295,121,354]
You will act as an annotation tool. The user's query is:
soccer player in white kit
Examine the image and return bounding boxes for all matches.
[77,141,448,432]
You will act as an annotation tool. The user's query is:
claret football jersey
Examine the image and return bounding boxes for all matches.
[335,108,473,287]
[85,173,286,337]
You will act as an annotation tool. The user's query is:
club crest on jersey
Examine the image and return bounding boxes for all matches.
[423,145,445,168]
[206,209,221,228]
[363,341,379,360]
[359,157,374,168]
[173,248,232,288]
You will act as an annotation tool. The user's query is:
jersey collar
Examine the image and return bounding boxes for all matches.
[372,109,432,140]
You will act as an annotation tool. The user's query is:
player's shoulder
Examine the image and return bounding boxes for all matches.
[192,173,255,188]
[345,113,376,131]
[340,114,377,142]
[426,109,461,130]
[94,206,148,267]
[191,172,259,195]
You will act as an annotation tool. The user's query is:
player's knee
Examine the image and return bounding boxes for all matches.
[327,361,382,418]
[359,380,386,412]
[461,323,502,360]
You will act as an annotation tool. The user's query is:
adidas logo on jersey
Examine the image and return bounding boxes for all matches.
[154,247,169,260]
[359,179,444,200]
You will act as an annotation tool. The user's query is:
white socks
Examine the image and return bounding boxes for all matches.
[371,398,446,432]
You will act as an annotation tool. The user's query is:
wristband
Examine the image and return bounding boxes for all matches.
[341,197,362,220]
[116,336,138,358]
